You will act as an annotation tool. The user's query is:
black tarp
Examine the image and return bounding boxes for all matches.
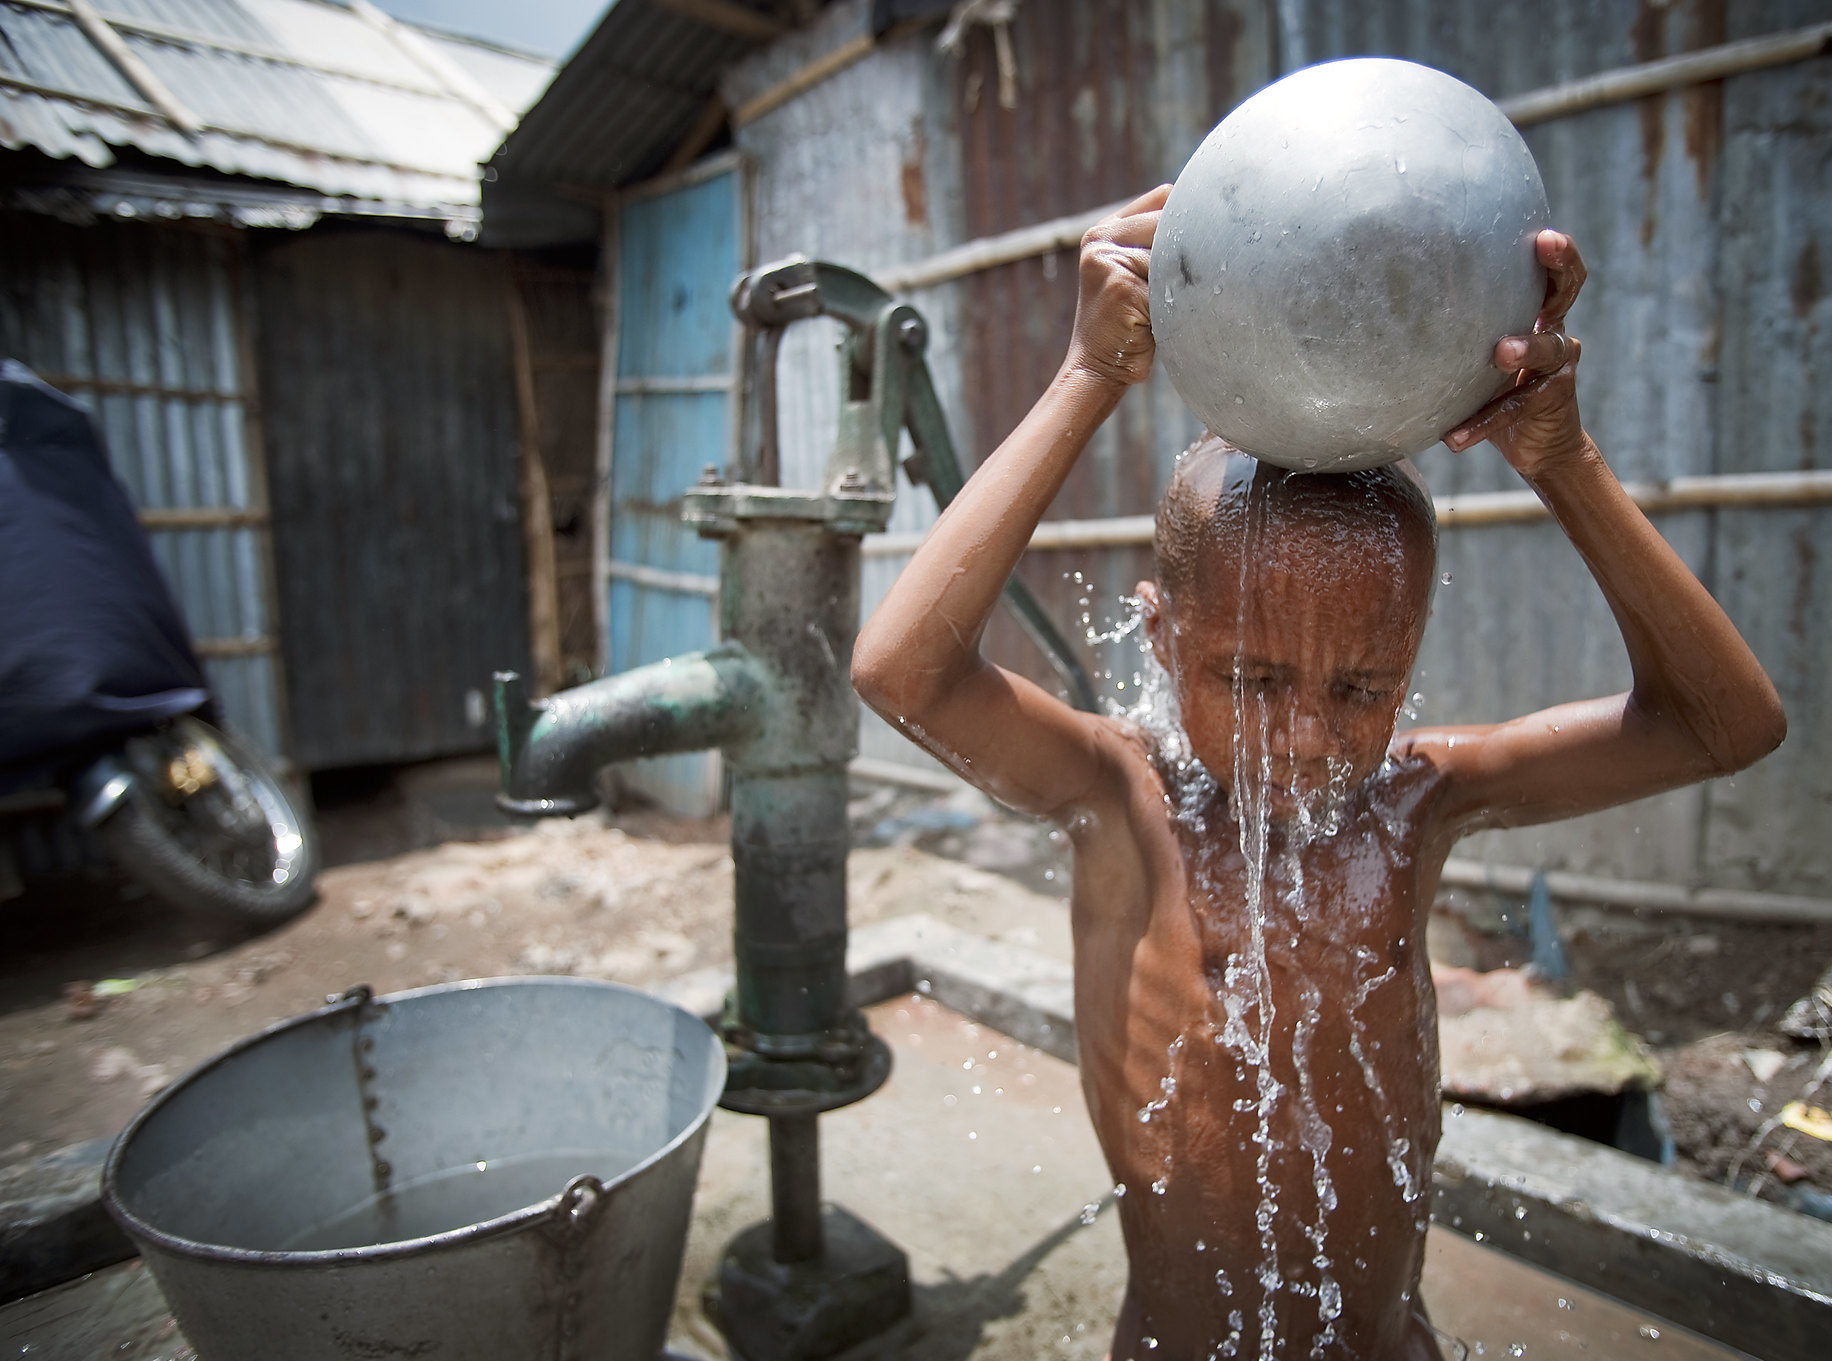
[0,361,208,788]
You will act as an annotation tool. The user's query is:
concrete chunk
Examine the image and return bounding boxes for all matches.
[1435,1105,1832,1361]
[0,1138,135,1304]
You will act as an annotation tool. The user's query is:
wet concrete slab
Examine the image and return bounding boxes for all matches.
[0,993,1760,1361]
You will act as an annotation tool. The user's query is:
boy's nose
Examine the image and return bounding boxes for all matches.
[1269,701,1334,758]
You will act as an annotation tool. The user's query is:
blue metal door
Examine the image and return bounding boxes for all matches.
[607,164,741,814]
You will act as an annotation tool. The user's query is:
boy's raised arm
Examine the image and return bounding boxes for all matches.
[1408,232,1787,831]
[852,186,1170,820]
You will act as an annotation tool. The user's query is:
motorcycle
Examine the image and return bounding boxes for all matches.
[0,361,317,925]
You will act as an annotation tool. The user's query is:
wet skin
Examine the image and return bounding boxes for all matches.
[853,186,1786,1359]
[1074,518,1453,1358]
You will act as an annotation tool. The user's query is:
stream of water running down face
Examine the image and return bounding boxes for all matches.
[1083,465,1449,1360]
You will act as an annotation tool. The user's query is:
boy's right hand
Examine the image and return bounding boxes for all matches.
[1063,184,1171,389]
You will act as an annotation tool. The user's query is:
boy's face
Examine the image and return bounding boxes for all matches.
[1144,515,1431,819]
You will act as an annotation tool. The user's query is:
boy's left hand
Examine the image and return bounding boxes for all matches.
[1443,231,1588,477]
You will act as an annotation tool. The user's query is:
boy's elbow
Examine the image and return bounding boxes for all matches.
[1733,690,1787,771]
[850,639,894,716]
[1704,685,1787,776]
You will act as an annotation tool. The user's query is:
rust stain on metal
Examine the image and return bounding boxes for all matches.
[1632,0,1667,247]
[1791,526,1816,643]
[1792,237,1823,320]
[1202,0,1244,121]
[900,120,928,227]
[1681,0,1726,198]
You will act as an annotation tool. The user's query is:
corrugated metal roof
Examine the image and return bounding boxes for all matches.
[482,0,873,245]
[0,0,554,228]
[488,0,757,188]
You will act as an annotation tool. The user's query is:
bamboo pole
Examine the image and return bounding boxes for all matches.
[844,758,1831,922]
[873,22,1832,294]
[1497,21,1832,127]
[860,470,1832,557]
[506,268,565,698]
[732,32,877,127]
[1437,858,1832,924]
[65,0,201,135]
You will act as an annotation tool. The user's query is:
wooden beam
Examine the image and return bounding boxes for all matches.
[66,0,201,135]
[34,372,243,403]
[192,636,277,659]
[137,507,269,530]
[860,470,1832,557]
[873,22,1832,294]
[347,0,515,130]
[663,95,731,175]
[505,270,566,698]
[732,31,876,126]
[593,193,622,676]
[651,0,788,44]
[10,0,452,101]
[1498,20,1832,127]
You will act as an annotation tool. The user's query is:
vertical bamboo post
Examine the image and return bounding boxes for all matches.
[505,263,564,697]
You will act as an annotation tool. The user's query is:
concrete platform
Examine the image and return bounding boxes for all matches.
[2,992,1756,1361]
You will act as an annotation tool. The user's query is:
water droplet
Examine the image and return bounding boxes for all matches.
[1152,1176,1169,1195]
[1113,1182,1127,1198]
[1440,571,1453,585]
[967,1130,977,1141]
[1638,1325,1660,1340]
[1556,1298,1573,1311]
[1144,1338,1159,1351]
[1079,1202,1101,1225]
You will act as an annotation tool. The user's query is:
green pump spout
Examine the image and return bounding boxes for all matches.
[493,643,767,817]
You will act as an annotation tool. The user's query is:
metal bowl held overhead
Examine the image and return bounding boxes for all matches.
[1151,57,1550,472]
[104,977,726,1361]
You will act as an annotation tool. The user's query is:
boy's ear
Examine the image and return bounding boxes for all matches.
[1138,580,1172,671]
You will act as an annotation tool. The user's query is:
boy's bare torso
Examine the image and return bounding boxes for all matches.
[851,194,1785,1361]
[1071,725,1449,1359]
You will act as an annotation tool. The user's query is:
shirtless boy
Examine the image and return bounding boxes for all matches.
[851,184,1786,1360]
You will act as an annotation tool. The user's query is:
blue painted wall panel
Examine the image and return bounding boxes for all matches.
[609,167,741,814]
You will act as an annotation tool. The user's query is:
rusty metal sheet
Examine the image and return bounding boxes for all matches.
[251,225,529,770]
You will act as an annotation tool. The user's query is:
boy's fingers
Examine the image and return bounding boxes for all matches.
[1536,230,1586,327]
[1494,329,1576,374]
[1099,209,1161,250]
[1443,372,1556,451]
[1118,183,1173,217]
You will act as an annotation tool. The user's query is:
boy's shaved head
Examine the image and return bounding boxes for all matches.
[1154,435,1438,608]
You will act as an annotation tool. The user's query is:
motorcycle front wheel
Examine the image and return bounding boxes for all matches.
[95,717,318,926]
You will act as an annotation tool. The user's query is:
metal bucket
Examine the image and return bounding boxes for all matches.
[102,977,726,1361]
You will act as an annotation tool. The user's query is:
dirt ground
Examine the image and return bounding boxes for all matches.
[0,764,1076,1166]
[3,758,1829,1224]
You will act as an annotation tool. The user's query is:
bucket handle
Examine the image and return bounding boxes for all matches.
[551,1174,608,1233]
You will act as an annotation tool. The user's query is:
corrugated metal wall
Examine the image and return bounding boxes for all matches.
[252,223,528,770]
[0,209,288,763]
[725,3,983,776]
[720,0,1830,898]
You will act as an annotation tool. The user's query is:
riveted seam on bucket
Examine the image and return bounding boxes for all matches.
[100,977,728,1268]
[341,985,394,1197]
[541,1173,612,1361]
